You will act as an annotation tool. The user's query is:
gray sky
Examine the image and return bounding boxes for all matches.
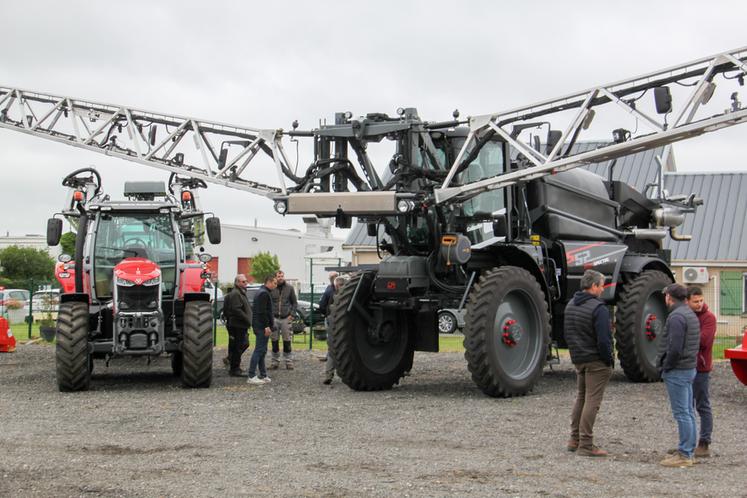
[1,0,746,236]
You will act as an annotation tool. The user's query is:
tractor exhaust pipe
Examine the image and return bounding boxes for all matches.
[74,204,88,293]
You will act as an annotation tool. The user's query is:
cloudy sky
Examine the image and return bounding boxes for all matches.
[1,0,746,238]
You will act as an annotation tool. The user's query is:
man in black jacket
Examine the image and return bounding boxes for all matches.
[565,270,613,457]
[658,283,700,468]
[222,274,252,376]
[247,274,277,384]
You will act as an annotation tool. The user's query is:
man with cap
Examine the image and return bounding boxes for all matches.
[657,283,701,468]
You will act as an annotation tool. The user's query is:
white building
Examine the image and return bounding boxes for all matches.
[202,217,350,289]
[0,233,61,258]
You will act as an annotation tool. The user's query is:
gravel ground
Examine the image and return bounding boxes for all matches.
[1,342,745,498]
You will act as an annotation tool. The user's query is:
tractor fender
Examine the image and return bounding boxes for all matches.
[183,292,211,303]
[620,255,674,281]
[60,292,89,304]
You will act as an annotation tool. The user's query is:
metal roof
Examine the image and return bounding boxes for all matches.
[663,172,747,261]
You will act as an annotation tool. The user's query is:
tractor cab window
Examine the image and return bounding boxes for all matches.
[93,213,176,297]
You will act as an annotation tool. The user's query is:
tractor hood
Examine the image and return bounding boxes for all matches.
[114,258,162,286]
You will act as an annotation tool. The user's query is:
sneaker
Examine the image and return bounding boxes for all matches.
[260,376,272,384]
[567,439,579,452]
[323,373,333,385]
[228,368,245,377]
[246,376,265,385]
[694,442,710,458]
[666,447,679,455]
[286,363,294,370]
[660,452,693,468]
[577,446,608,457]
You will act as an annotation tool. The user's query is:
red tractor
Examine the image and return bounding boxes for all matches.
[46,168,221,391]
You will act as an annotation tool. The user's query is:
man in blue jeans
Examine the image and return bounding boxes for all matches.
[657,283,700,468]
[247,275,277,385]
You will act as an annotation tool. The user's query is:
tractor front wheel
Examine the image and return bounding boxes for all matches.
[55,301,91,392]
[463,266,550,397]
[329,272,414,391]
[181,300,213,388]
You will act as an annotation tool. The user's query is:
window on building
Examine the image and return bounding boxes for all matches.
[719,271,745,315]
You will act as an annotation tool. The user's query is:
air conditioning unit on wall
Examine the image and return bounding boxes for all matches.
[682,266,709,284]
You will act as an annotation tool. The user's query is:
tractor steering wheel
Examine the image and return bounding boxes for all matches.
[62,167,102,197]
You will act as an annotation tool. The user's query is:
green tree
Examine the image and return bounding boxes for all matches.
[0,246,55,284]
[60,231,77,256]
[250,252,280,283]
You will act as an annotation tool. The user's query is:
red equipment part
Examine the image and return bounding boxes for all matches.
[0,316,16,353]
[55,261,77,294]
[179,260,207,298]
[724,330,747,386]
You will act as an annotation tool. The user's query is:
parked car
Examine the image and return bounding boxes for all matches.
[437,308,465,334]
[0,288,30,316]
[32,289,61,313]
[202,280,224,316]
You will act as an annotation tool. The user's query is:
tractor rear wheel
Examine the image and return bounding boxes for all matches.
[55,301,91,392]
[463,266,550,397]
[181,300,213,388]
[615,270,672,382]
[329,272,413,391]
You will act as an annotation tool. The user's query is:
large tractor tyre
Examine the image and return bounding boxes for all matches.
[181,300,213,388]
[329,272,414,391]
[171,352,183,377]
[463,266,551,397]
[615,270,672,382]
[55,301,91,392]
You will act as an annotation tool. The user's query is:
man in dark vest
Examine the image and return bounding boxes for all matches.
[565,269,614,457]
[247,274,277,385]
[222,274,252,377]
[658,283,700,468]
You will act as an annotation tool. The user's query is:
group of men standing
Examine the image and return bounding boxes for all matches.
[222,270,299,384]
[221,269,346,385]
[565,269,717,468]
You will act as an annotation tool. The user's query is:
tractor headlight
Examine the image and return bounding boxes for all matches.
[116,277,135,287]
[141,276,161,286]
[274,199,288,215]
[396,199,414,213]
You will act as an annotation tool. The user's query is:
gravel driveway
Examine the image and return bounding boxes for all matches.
[1,343,745,497]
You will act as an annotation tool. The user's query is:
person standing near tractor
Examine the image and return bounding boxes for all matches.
[222,274,252,377]
[564,269,614,457]
[247,275,277,385]
[320,274,344,385]
[658,283,700,468]
[687,286,717,458]
[269,270,298,370]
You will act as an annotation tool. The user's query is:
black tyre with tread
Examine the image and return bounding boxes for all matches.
[56,301,91,392]
[463,266,550,397]
[615,270,672,382]
[329,272,413,391]
[181,300,213,388]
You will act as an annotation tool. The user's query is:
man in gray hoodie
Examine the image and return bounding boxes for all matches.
[657,283,700,468]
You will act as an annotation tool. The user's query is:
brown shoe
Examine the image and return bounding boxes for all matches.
[577,446,608,457]
[269,363,279,370]
[323,373,333,385]
[567,439,579,452]
[666,447,679,455]
[694,442,710,458]
[286,363,294,370]
[660,452,693,468]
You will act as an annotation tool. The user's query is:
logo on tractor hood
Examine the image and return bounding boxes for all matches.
[114,258,161,285]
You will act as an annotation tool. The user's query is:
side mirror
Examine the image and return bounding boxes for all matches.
[492,214,507,237]
[47,218,63,246]
[206,217,221,244]
[218,148,229,170]
[654,86,672,114]
[546,130,562,154]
